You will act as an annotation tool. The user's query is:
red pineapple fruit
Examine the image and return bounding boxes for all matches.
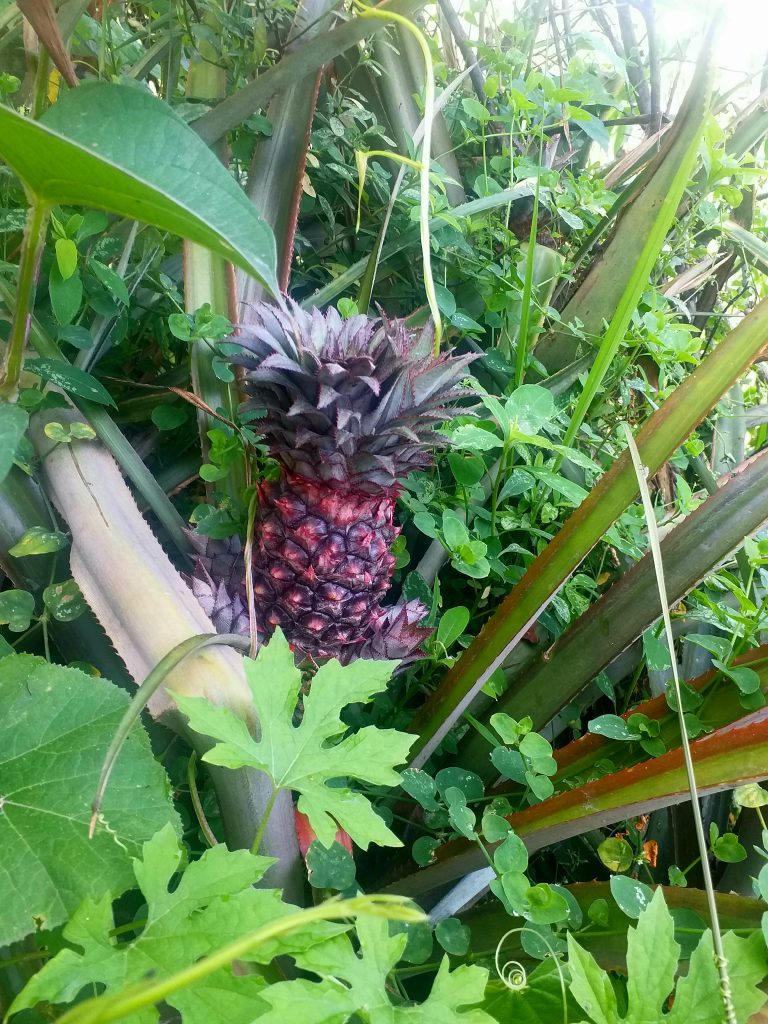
[192,302,474,663]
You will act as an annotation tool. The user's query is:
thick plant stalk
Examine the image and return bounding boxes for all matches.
[30,410,303,899]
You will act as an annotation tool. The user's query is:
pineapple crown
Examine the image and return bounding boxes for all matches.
[230,301,476,491]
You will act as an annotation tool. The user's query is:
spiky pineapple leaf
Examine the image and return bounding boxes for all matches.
[256,914,496,1024]
[567,888,768,1024]
[174,629,411,849]
[0,655,178,946]
[12,824,342,1024]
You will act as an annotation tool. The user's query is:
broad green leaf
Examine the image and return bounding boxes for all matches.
[445,786,477,839]
[90,258,129,305]
[400,768,439,811]
[257,916,495,1024]
[446,424,504,451]
[0,404,28,484]
[526,466,588,504]
[437,606,470,651]
[151,405,187,431]
[0,82,278,294]
[435,917,471,955]
[305,841,356,891]
[734,782,768,808]
[483,961,581,1024]
[48,262,82,324]
[506,384,555,434]
[597,838,633,873]
[55,236,78,279]
[24,357,116,407]
[684,634,731,661]
[442,509,470,549]
[0,589,35,631]
[42,578,87,622]
[610,876,654,919]
[447,452,486,486]
[0,656,177,945]
[722,931,768,1022]
[666,930,723,1024]
[588,715,638,741]
[58,324,94,349]
[494,831,529,873]
[566,933,619,1024]
[13,824,339,1024]
[9,525,68,556]
[174,629,411,849]
[713,658,762,694]
[643,630,672,670]
[435,767,485,802]
[625,889,678,1024]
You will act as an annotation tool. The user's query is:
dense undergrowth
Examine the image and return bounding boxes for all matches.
[2,0,768,1021]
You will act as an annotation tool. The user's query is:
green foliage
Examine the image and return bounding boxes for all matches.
[175,629,412,849]
[3,2,768,1018]
[0,82,278,292]
[255,915,495,1024]
[567,889,767,1024]
[12,824,341,1024]
[0,404,28,484]
[0,656,178,945]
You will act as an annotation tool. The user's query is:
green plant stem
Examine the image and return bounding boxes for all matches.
[474,836,499,876]
[250,785,279,855]
[90,632,251,837]
[514,138,544,386]
[489,441,510,533]
[32,47,50,120]
[57,897,424,1024]
[622,422,735,1024]
[682,855,702,877]
[187,752,219,847]
[0,199,49,401]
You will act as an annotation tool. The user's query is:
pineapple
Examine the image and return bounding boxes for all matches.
[192,302,474,663]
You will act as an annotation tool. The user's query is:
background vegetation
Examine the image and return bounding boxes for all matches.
[2,0,768,1020]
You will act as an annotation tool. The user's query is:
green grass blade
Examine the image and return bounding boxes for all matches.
[559,31,714,450]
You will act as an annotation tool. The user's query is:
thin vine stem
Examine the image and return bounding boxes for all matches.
[250,785,279,855]
[187,752,219,848]
[89,632,251,837]
[353,1,442,351]
[622,422,735,1024]
[0,199,49,401]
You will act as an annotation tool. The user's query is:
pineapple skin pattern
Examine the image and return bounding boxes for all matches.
[191,302,474,664]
